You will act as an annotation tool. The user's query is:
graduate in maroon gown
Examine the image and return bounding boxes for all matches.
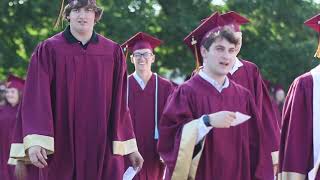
[278,14,320,180]
[189,11,280,176]
[8,1,143,180]
[122,32,174,180]
[0,75,24,180]
[158,12,268,180]
[220,12,280,176]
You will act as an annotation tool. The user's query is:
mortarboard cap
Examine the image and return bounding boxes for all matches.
[7,74,25,91]
[122,32,162,52]
[220,11,249,32]
[304,13,320,58]
[121,32,162,59]
[183,12,225,69]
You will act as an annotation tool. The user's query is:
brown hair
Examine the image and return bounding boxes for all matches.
[63,1,103,22]
[201,26,239,50]
[54,0,103,28]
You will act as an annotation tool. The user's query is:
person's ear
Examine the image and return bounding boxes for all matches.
[200,46,208,59]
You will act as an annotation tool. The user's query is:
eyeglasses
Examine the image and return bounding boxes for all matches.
[132,52,153,59]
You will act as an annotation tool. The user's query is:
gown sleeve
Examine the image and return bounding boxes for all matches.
[9,41,55,164]
[110,44,138,156]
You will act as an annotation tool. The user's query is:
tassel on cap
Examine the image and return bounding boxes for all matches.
[54,0,65,29]
[304,13,320,59]
[315,21,320,58]
[191,36,200,71]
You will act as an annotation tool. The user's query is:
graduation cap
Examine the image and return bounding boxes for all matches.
[304,13,320,58]
[199,11,249,31]
[121,32,163,60]
[7,74,25,91]
[220,11,249,32]
[183,12,225,69]
[54,0,97,28]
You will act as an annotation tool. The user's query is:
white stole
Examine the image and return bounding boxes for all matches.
[308,64,320,180]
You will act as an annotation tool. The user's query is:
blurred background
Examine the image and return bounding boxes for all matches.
[0,0,320,89]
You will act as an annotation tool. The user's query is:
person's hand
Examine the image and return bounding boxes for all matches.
[15,161,27,180]
[28,145,48,168]
[209,111,236,128]
[128,151,144,171]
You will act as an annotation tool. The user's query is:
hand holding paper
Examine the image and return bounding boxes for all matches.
[231,112,251,126]
[123,166,138,180]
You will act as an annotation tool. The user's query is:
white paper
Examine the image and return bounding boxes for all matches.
[308,167,317,180]
[231,112,251,126]
[308,155,320,180]
[123,166,138,180]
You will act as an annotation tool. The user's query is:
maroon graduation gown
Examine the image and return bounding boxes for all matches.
[228,59,280,173]
[126,74,173,180]
[158,75,268,180]
[9,32,136,180]
[0,105,17,180]
[278,72,319,179]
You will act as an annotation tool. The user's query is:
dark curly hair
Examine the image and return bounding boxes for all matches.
[201,26,239,51]
[63,0,103,23]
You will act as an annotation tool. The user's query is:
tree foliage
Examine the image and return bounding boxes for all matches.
[0,0,319,88]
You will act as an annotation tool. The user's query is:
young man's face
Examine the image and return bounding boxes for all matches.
[131,48,155,72]
[201,37,237,77]
[68,5,96,34]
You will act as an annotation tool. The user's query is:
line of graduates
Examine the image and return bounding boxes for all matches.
[0,75,25,180]
[1,0,320,179]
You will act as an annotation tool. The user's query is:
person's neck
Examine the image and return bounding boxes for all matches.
[136,70,153,85]
[70,27,92,45]
[203,68,226,85]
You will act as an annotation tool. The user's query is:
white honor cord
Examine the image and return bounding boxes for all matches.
[126,73,159,140]
[126,76,129,107]
[154,73,159,139]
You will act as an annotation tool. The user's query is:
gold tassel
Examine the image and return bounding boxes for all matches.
[54,0,65,29]
[315,35,320,59]
[194,45,200,71]
[191,36,200,71]
[125,45,129,61]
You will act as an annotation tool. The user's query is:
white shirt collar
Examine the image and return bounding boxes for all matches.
[133,72,146,90]
[229,57,243,75]
[199,69,229,92]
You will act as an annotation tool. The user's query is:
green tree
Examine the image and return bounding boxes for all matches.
[0,0,319,88]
